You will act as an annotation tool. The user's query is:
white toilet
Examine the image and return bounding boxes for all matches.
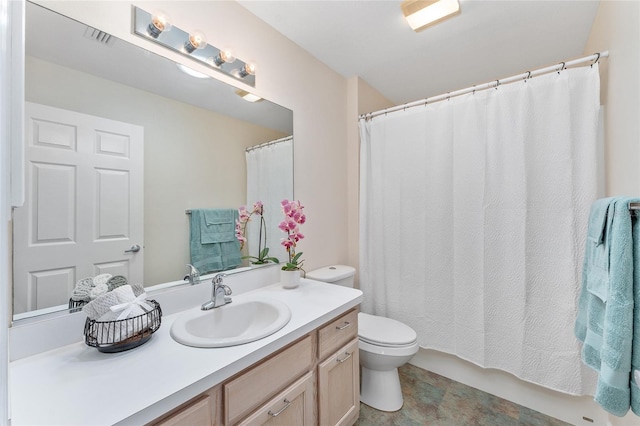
[306,265,419,412]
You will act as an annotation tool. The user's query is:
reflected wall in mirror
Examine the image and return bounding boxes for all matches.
[13,2,293,319]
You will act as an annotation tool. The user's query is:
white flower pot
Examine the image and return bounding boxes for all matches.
[280,269,301,289]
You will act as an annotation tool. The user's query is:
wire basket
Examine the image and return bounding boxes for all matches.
[84,300,162,353]
[69,298,88,313]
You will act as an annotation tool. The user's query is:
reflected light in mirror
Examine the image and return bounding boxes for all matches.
[176,63,211,79]
[236,89,262,103]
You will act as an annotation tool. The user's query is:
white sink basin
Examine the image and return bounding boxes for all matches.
[170,297,292,348]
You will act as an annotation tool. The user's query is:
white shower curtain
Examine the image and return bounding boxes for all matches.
[359,65,601,395]
[246,137,293,263]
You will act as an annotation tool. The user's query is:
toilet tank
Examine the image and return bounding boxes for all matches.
[306,265,356,288]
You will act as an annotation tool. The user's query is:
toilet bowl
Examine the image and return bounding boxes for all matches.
[306,265,419,412]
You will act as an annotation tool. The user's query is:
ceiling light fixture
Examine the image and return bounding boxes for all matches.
[401,0,460,32]
[235,89,262,103]
[176,63,210,79]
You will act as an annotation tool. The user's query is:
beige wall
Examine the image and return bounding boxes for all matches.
[25,56,285,286]
[585,0,640,197]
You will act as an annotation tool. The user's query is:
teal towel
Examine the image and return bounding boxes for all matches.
[198,209,236,243]
[189,209,241,274]
[576,197,639,417]
[631,203,640,416]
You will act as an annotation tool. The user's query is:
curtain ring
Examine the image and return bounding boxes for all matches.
[495,80,500,90]
[524,71,531,82]
[558,62,565,74]
[447,93,450,101]
[591,52,601,68]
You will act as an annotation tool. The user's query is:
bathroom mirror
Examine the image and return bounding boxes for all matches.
[13,2,293,320]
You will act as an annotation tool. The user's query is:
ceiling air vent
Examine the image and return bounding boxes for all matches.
[83,26,115,46]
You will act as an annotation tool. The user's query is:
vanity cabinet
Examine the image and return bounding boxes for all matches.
[150,308,360,426]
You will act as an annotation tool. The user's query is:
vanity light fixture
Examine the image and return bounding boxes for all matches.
[233,63,256,79]
[212,50,236,67]
[401,0,460,32]
[235,89,262,103]
[184,30,207,54]
[147,10,172,38]
[133,6,256,86]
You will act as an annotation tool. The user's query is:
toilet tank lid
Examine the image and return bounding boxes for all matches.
[306,265,355,282]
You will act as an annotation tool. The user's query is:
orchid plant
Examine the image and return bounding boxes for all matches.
[236,201,279,265]
[279,199,306,271]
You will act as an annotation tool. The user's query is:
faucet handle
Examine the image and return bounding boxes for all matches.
[186,264,199,274]
[185,264,200,284]
[221,284,232,296]
[212,272,227,285]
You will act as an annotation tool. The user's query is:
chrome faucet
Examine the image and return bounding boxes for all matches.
[201,273,232,310]
[184,264,201,285]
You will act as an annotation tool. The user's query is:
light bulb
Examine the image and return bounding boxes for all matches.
[213,50,237,67]
[184,30,207,54]
[147,10,172,38]
[234,63,256,79]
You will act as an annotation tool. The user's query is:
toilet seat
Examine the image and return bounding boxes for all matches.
[358,312,418,347]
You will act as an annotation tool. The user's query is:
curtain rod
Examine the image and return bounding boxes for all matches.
[245,135,293,153]
[360,51,609,121]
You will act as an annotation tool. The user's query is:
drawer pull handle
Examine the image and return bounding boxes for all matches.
[337,352,352,363]
[336,321,351,330]
[268,399,291,417]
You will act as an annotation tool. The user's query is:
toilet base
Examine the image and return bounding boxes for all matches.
[360,366,403,412]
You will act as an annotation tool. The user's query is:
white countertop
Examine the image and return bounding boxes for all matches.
[10,280,363,426]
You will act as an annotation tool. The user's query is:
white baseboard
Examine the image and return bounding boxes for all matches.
[409,347,613,426]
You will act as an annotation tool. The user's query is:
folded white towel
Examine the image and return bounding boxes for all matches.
[88,283,108,300]
[83,291,119,320]
[71,277,94,302]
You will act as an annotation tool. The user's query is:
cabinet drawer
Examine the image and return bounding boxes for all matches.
[237,372,315,426]
[152,394,213,426]
[318,308,358,360]
[225,335,314,425]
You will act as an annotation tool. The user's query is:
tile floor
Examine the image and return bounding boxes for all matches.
[355,364,572,426]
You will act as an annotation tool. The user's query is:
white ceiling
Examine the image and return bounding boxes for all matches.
[238,0,601,106]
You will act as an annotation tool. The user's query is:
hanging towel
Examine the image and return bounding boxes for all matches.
[189,209,241,274]
[631,206,640,416]
[575,197,639,416]
[200,209,237,243]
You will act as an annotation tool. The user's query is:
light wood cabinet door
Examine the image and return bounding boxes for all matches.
[318,338,360,426]
[153,394,214,426]
[237,371,316,426]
